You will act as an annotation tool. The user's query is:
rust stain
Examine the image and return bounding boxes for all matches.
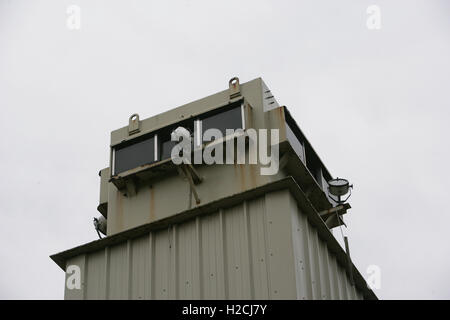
[115,190,124,233]
[249,163,257,189]
[233,162,238,191]
[149,187,155,222]
[247,104,254,128]
[238,163,246,191]
[278,105,284,118]
[276,106,285,124]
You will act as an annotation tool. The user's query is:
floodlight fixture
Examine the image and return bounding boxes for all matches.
[328,177,353,204]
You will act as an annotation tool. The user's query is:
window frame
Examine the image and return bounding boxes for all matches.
[111,100,246,177]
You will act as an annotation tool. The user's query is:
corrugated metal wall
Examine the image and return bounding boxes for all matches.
[65,189,364,300]
[290,197,363,300]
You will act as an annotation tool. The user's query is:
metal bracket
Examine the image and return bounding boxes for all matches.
[128,113,141,135]
[229,77,241,100]
[125,179,137,197]
[319,203,350,220]
[177,164,202,206]
[184,163,202,185]
[319,203,350,229]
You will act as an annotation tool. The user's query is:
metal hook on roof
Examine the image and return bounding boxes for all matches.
[128,113,140,135]
[229,77,239,87]
[229,77,241,99]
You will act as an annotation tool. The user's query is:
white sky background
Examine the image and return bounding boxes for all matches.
[0,0,449,299]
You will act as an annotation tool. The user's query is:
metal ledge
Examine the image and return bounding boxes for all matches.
[110,131,250,195]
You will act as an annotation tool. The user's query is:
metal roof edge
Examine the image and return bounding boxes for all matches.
[283,106,334,181]
[110,77,263,146]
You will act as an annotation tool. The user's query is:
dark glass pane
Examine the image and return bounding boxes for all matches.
[114,137,155,175]
[158,119,195,160]
[201,106,242,137]
[286,122,305,163]
[161,140,178,160]
[305,144,321,185]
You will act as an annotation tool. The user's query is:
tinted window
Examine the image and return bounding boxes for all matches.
[114,136,155,175]
[113,103,243,173]
[161,140,177,160]
[305,144,322,185]
[158,119,194,160]
[201,105,242,137]
[286,123,305,163]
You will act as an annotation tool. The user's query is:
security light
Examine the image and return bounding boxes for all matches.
[328,177,352,204]
[328,178,350,196]
[93,216,107,239]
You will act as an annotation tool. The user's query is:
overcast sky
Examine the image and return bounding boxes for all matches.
[1,0,449,299]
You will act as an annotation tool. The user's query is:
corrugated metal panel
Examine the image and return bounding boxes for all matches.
[85,250,105,299]
[64,189,365,300]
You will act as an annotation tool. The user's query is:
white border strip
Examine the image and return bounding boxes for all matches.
[241,101,246,130]
[154,135,158,162]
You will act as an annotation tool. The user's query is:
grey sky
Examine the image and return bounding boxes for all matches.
[0,0,449,299]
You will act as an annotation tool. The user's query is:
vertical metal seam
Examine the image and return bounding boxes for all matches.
[318,242,325,299]
[339,266,348,299]
[325,250,335,300]
[306,222,315,299]
[292,201,306,300]
[348,275,355,299]
[82,254,88,300]
[243,201,255,299]
[312,230,322,300]
[301,214,313,299]
[104,247,110,300]
[345,268,352,299]
[331,254,341,300]
[294,205,307,299]
[127,239,132,300]
[312,230,320,299]
[336,265,342,300]
[290,196,304,300]
[167,225,174,299]
[334,253,342,300]
[173,225,178,299]
[321,242,332,299]
[290,205,301,299]
[352,280,357,299]
[148,232,154,299]
[314,230,323,299]
[343,269,351,299]
[219,209,229,299]
[196,216,203,299]
[262,194,272,299]
[346,272,354,299]
[335,258,344,300]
